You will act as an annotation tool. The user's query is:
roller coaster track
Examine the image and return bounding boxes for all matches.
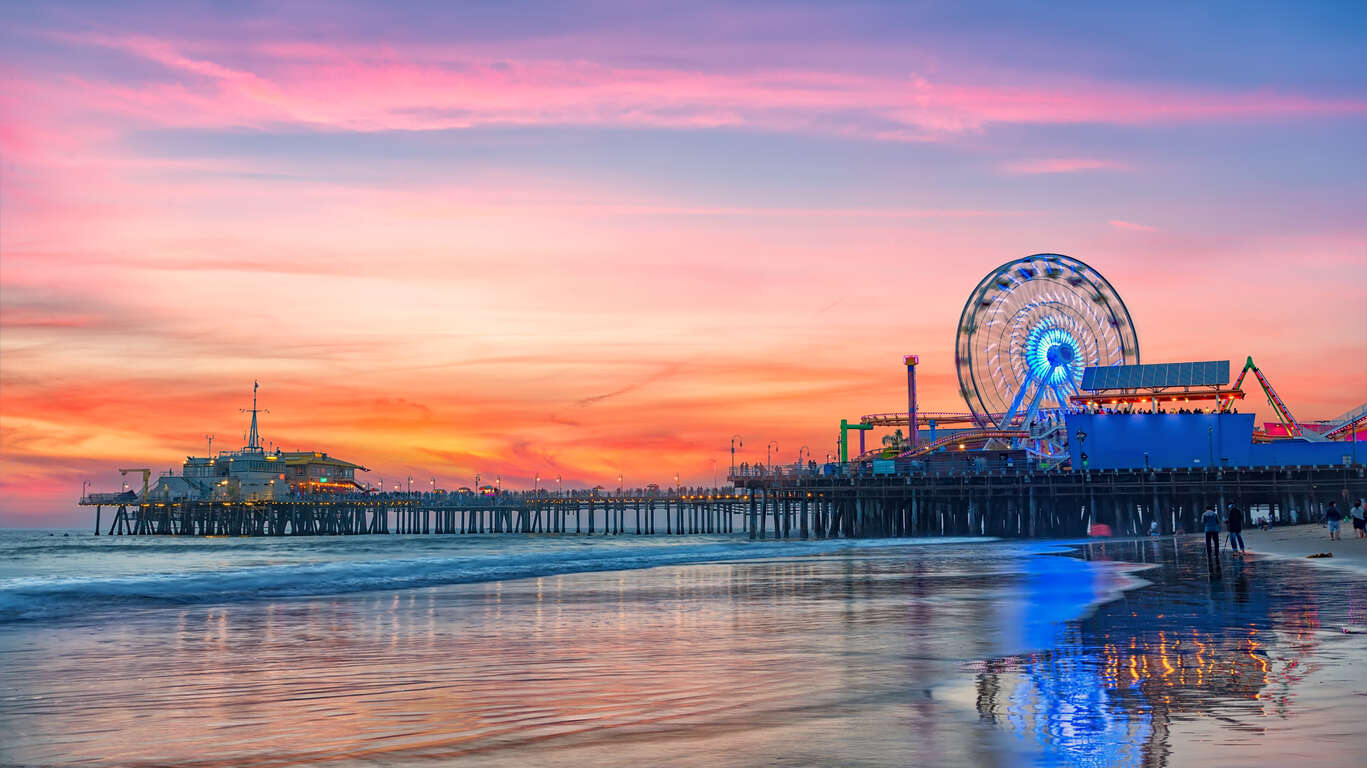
[860,411,1002,427]
[1325,403,1367,440]
[895,429,1029,458]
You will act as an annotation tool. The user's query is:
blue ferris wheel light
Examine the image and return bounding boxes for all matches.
[1024,324,1083,386]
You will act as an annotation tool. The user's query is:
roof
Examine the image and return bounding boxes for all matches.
[276,451,369,471]
[1081,361,1230,391]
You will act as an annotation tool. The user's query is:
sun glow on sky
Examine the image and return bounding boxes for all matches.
[2,1,1365,525]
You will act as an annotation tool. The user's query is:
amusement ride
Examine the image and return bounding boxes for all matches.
[837,253,1362,467]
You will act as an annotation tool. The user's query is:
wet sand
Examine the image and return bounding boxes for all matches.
[3,535,1366,767]
[1242,522,1367,572]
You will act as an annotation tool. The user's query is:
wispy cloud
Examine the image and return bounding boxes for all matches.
[13,32,1363,144]
[1002,157,1132,174]
[1109,219,1157,231]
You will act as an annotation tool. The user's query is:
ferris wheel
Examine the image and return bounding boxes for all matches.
[955,254,1139,432]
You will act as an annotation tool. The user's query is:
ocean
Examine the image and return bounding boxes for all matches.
[1,530,1363,767]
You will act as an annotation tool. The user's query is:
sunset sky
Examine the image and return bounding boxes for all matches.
[2,1,1365,525]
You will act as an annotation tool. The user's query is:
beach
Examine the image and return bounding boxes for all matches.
[1,530,1365,767]
[1242,521,1367,571]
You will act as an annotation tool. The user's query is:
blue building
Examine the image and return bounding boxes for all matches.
[1065,412,1361,470]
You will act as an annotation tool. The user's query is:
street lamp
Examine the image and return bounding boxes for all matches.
[496,475,501,495]
[766,440,779,471]
[534,473,540,495]
[617,472,623,494]
[556,474,562,496]
[430,477,436,495]
[730,434,743,473]
[799,444,810,469]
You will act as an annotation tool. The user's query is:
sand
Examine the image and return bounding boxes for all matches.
[1240,521,1367,572]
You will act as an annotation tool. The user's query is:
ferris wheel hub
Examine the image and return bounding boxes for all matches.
[1047,343,1075,367]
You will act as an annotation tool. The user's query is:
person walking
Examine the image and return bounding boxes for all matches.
[1226,503,1246,554]
[1325,501,1343,541]
[1350,499,1365,539]
[1202,504,1222,562]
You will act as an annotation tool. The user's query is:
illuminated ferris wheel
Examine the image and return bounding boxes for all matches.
[955,254,1139,431]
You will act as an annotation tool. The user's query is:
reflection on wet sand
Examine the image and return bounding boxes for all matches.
[0,539,1362,767]
[972,539,1364,767]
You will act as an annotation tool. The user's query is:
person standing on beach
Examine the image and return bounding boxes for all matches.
[1202,505,1222,561]
[1350,499,1365,539]
[1226,504,1246,554]
[1325,501,1342,541]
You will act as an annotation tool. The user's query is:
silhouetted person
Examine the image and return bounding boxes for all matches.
[1202,504,1222,562]
[1226,503,1245,554]
[1326,501,1343,541]
[1351,499,1366,539]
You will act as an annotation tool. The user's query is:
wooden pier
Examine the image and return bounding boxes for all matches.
[83,464,1364,539]
[734,464,1366,538]
[80,492,744,537]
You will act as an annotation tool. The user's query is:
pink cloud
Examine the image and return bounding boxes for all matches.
[18,34,1364,142]
[1002,157,1132,174]
[1109,219,1157,231]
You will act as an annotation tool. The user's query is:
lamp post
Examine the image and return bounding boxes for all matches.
[556,474,562,496]
[766,440,779,472]
[730,434,743,474]
[407,476,412,497]
[674,472,680,489]
[1075,430,1088,471]
[496,475,501,495]
[617,472,623,494]
[430,477,436,496]
[799,445,810,470]
[534,474,540,496]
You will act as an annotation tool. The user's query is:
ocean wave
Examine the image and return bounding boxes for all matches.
[0,536,992,623]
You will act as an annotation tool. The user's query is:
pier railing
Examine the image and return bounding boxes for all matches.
[80,464,1364,541]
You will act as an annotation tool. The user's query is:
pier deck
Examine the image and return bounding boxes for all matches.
[83,463,1364,540]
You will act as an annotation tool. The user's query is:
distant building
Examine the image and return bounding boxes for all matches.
[279,451,367,494]
[147,383,369,501]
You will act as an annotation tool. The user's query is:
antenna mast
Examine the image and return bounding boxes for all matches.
[239,381,269,450]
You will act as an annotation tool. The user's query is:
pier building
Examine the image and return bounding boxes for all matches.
[146,384,368,502]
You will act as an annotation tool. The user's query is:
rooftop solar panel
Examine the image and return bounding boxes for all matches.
[1079,360,1229,391]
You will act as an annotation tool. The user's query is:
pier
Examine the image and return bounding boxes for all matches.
[75,258,1365,542]
[81,491,744,537]
[734,464,1366,538]
[83,462,1364,539]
